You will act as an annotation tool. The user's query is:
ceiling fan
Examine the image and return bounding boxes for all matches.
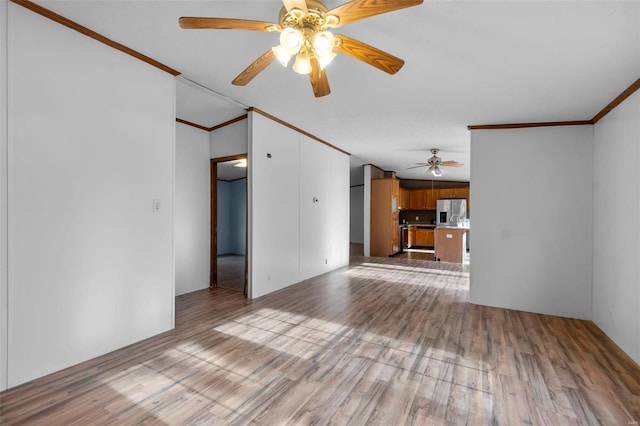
[409,149,463,177]
[179,0,423,97]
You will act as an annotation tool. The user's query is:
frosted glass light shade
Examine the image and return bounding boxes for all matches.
[428,165,442,177]
[312,31,335,56]
[272,45,292,67]
[292,52,312,75]
[280,28,303,55]
[317,52,336,69]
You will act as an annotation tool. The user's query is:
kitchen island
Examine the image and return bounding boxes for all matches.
[435,226,469,264]
[405,223,436,248]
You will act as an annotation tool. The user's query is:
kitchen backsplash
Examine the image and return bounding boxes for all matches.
[400,210,436,223]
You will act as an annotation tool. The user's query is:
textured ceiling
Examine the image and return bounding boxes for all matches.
[35,0,640,181]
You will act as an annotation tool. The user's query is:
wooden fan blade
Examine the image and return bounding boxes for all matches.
[179,17,278,32]
[309,57,331,97]
[328,0,423,28]
[335,34,404,75]
[407,164,428,169]
[232,49,277,86]
[441,161,464,167]
[282,0,308,14]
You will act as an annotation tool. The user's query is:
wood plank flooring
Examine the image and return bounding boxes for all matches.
[217,254,245,291]
[1,255,639,424]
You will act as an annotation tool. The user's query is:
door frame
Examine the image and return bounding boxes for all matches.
[210,154,248,295]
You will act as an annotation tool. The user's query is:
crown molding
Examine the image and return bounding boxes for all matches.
[247,107,350,156]
[468,120,592,130]
[468,77,640,130]
[10,0,180,76]
[176,118,210,132]
[591,78,640,123]
[209,114,248,132]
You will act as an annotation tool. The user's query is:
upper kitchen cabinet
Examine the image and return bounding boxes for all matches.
[409,189,426,210]
[405,188,410,209]
[399,187,410,210]
[438,188,454,199]
[407,188,445,210]
[371,178,400,257]
[452,187,468,199]
[401,182,469,211]
[425,188,437,210]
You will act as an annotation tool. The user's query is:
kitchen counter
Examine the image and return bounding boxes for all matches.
[405,222,436,228]
[436,225,470,230]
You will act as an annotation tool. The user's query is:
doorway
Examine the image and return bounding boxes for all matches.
[211,154,248,296]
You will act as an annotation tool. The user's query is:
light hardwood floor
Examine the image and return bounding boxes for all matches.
[0,255,639,424]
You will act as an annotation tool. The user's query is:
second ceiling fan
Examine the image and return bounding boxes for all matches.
[409,149,463,177]
[179,0,423,97]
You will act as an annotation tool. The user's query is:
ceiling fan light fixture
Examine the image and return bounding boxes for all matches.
[280,27,303,55]
[428,165,442,177]
[289,8,306,20]
[292,51,312,74]
[317,51,336,69]
[312,31,334,56]
[324,14,340,28]
[272,45,293,67]
[312,31,336,69]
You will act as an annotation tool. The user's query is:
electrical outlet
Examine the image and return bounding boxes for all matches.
[415,216,419,220]
[267,274,271,281]
[325,258,328,264]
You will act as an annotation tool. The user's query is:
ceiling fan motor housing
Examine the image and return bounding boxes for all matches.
[428,155,442,165]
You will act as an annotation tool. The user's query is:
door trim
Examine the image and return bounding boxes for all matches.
[210,154,247,291]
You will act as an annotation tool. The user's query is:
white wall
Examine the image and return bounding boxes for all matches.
[249,112,349,299]
[7,5,175,387]
[175,123,210,296]
[211,119,248,158]
[592,90,640,364]
[350,156,365,245]
[217,179,246,255]
[470,126,593,320]
[217,181,231,255]
[0,0,9,391]
[229,179,246,255]
[363,165,372,256]
[350,185,364,244]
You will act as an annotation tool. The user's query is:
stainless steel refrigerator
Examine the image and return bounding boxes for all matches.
[436,199,467,226]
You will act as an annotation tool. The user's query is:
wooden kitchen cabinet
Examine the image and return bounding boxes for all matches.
[438,188,454,199]
[425,188,437,210]
[415,228,434,247]
[452,187,468,199]
[409,189,425,210]
[371,178,400,257]
[408,226,416,247]
[403,184,469,211]
[399,187,410,210]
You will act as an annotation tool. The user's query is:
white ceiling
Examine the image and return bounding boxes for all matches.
[218,159,247,181]
[37,0,640,181]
